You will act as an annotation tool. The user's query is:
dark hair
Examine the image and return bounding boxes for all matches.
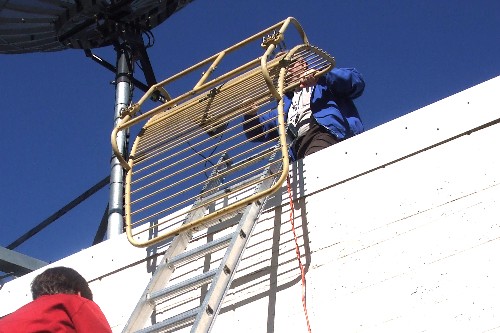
[31,267,93,301]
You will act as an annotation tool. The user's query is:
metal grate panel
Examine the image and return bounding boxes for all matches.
[111,17,335,247]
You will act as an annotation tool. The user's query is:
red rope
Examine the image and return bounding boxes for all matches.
[286,175,312,333]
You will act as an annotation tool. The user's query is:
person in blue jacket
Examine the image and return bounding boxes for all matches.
[243,56,365,161]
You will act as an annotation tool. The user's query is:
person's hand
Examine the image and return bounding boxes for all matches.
[299,69,318,88]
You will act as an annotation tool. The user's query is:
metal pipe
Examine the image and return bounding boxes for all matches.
[107,44,132,239]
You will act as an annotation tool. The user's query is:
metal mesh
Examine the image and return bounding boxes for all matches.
[112,18,336,247]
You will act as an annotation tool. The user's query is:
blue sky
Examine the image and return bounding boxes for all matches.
[1,0,499,266]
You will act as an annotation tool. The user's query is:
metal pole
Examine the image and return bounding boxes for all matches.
[107,43,132,239]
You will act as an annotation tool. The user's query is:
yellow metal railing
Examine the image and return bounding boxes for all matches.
[111,17,335,247]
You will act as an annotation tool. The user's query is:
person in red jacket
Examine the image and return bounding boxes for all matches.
[0,266,112,333]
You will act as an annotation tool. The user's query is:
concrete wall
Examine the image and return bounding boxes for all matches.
[1,76,499,332]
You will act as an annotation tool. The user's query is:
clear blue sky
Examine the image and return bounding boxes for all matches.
[1,0,499,265]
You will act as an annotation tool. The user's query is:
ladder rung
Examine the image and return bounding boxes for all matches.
[135,308,199,333]
[149,269,217,304]
[170,233,233,267]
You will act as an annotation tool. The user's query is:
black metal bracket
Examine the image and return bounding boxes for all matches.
[84,47,167,103]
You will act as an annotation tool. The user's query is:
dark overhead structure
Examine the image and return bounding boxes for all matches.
[0,0,192,54]
[0,1,194,277]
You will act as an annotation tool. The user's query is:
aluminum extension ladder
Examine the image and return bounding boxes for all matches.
[113,17,335,333]
[122,150,280,333]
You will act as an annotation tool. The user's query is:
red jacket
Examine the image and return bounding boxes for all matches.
[0,294,112,333]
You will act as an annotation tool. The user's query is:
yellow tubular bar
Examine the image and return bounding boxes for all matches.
[112,17,335,247]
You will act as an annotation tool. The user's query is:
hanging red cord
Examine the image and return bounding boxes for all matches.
[286,174,312,333]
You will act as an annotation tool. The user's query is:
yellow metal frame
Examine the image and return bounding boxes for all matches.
[111,17,335,247]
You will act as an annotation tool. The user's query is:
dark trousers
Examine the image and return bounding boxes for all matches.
[292,122,338,160]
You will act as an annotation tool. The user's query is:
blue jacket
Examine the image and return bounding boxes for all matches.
[243,67,365,160]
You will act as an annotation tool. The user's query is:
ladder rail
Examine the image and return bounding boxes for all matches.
[122,155,230,332]
[191,176,277,332]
